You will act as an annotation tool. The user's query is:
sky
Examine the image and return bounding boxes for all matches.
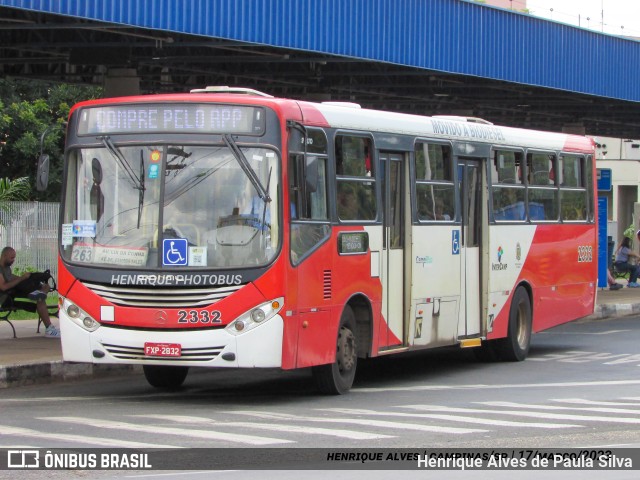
[525,0,640,37]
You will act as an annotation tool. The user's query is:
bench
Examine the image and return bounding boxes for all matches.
[612,262,633,280]
[0,296,58,338]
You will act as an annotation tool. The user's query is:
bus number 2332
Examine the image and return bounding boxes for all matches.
[177,310,222,324]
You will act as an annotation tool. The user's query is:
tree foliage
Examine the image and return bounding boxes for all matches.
[0,176,29,202]
[0,79,102,201]
[0,176,30,226]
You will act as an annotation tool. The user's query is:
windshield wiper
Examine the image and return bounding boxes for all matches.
[260,166,272,236]
[137,150,145,229]
[100,136,142,188]
[223,134,271,203]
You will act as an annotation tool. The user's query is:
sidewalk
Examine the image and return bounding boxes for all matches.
[0,321,138,389]
[1,286,638,389]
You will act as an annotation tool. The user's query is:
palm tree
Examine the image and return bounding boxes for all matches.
[0,176,30,224]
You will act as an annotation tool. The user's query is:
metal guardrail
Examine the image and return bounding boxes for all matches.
[0,201,59,280]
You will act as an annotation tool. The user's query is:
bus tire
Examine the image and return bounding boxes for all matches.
[496,286,532,362]
[312,306,357,395]
[143,365,189,389]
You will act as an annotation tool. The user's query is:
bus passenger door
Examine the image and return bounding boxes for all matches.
[457,158,483,338]
[379,151,406,348]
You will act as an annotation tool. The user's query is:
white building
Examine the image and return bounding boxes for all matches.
[592,136,640,246]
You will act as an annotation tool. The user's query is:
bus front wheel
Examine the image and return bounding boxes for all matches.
[312,306,357,395]
[496,286,532,362]
[143,365,189,389]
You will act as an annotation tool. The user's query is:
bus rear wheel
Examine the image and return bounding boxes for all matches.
[143,365,189,389]
[312,306,357,395]
[496,286,532,362]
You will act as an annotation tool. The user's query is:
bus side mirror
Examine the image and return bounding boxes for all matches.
[305,155,318,193]
[36,154,50,191]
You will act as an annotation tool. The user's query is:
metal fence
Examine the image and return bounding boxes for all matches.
[0,201,59,280]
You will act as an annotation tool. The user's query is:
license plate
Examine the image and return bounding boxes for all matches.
[144,342,181,357]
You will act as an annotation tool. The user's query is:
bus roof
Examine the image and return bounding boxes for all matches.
[70,90,594,153]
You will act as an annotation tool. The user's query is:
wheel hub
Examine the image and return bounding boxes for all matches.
[336,327,356,373]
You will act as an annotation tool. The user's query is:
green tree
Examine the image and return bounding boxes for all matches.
[0,176,30,225]
[0,79,102,201]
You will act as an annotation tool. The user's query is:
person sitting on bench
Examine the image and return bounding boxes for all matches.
[614,237,640,288]
[0,246,60,338]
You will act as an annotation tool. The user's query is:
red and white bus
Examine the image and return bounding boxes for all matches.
[57,86,597,393]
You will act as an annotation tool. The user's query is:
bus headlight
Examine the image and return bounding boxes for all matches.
[63,299,100,332]
[226,298,283,336]
[67,304,80,318]
[251,309,266,323]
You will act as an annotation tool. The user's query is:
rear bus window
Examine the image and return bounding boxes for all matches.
[560,154,587,221]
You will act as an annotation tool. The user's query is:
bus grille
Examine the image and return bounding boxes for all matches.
[102,343,224,362]
[83,282,243,308]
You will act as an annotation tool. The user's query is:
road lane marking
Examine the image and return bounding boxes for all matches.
[0,425,178,448]
[130,414,392,440]
[480,400,640,415]
[40,416,293,445]
[224,410,486,434]
[403,404,640,424]
[553,398,640,407]
[352,379,640,393]
[529,351,640,364]
[319,408,580,429]
[539,330,631,335]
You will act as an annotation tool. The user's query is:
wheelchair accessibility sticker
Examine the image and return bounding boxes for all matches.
[452,230,460,255]
[163,238,188,266]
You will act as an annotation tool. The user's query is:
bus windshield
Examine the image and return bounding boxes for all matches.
[61,143,279,270]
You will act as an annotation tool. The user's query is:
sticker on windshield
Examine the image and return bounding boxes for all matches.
[163,238,188,266]
[62,223,73,246]
[189,246,207,267]
[72,220,96,238]
[148,164,159,179]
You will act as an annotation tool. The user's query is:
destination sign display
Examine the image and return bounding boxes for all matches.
[338,231,369,255]
[77,104,265,135]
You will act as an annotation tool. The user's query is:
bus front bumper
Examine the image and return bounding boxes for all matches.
[59,313,284,368]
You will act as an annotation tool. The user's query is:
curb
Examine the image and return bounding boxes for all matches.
[0,361,141,389]
[582,303,640,322]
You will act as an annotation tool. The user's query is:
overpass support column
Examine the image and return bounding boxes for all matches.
[104,68,140,97]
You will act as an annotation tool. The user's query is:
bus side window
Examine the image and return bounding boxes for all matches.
[335,135,376,222]
[415,142,455,222]
[289,128,331,264]
[491,150,525,222]
[527,152,558,221]
[560,155,587,221]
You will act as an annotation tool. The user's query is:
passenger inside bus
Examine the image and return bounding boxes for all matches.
[337,183,359,220]
[417,189,453,221]
[434,197,451,220]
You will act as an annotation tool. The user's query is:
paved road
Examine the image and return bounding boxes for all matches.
[1,316,639,453]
